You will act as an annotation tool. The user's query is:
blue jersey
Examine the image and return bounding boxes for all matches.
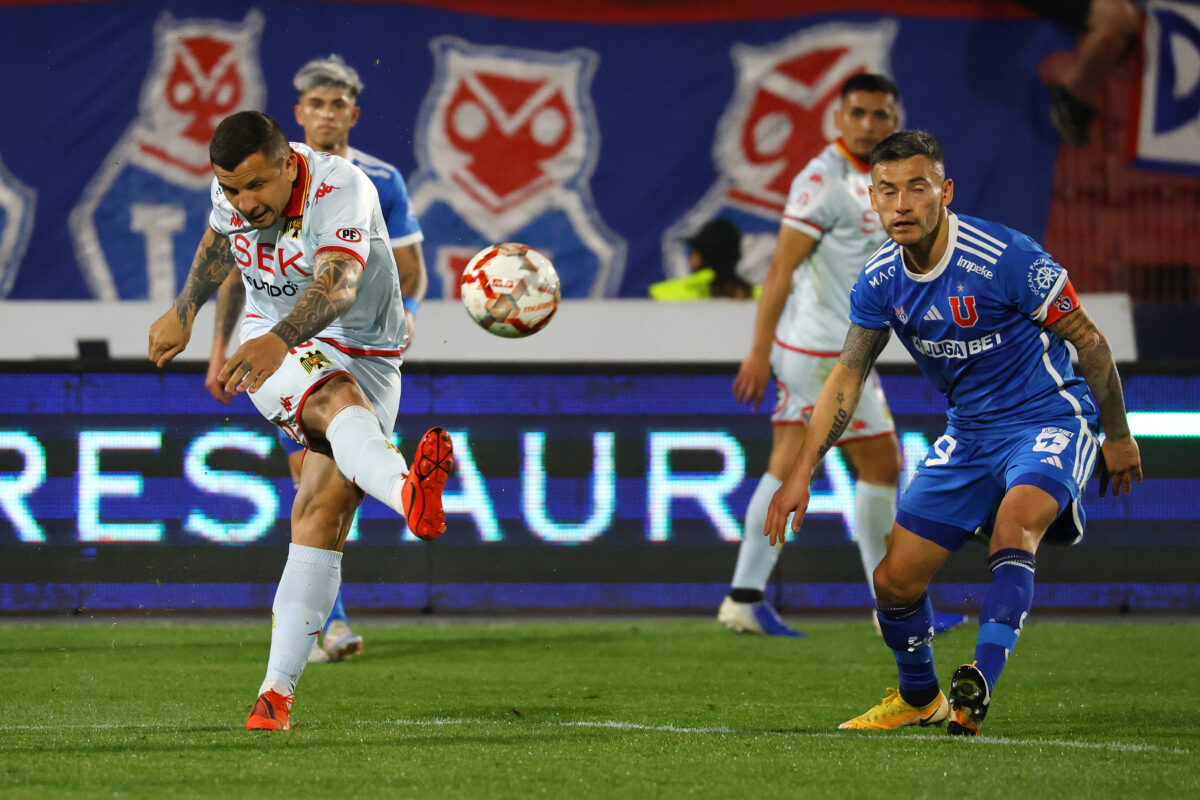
[849,212,1097,435]
[347,147,423,247]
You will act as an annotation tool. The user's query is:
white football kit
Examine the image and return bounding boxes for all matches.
[208,143,406,447]
[770,139,894,440]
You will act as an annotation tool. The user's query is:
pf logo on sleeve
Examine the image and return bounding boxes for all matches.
[336,228,362,242]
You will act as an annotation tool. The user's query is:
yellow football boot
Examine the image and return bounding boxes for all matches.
[838,688,948,730]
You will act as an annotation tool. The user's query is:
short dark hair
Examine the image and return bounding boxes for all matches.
[841,73,899,101]
[209,111,290,171]
[870,130,945,170]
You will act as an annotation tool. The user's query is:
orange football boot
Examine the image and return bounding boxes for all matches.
[402,427,455,540]
[246,690,294,731]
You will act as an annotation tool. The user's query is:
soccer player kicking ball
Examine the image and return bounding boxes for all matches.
[149,111,454,732]
[764,130,1141,735]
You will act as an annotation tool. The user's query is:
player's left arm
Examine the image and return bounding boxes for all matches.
[219,249,362,395]
[393,242,427,344]
[764,323,892,544]
[1046,305,1142,496]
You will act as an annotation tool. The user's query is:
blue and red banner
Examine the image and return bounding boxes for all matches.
[0,1,1070,300]
[1132,0,1200,175]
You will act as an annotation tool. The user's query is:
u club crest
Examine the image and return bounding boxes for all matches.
[663,20,898,286]
[408,36,625,299]
[70,11,265,300]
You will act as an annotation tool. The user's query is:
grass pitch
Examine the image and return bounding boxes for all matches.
[0,616,1196,798]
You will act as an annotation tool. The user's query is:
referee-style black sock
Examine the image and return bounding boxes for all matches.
[730,588,764,604]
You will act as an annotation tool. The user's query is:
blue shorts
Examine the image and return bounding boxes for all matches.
[896,417,1100,551]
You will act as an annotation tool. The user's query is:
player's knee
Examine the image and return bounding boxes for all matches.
[872,561,923,606]
[301,376,373,436]
[848,436,901,485]
[859,455,901,486]
[292,492,361,547]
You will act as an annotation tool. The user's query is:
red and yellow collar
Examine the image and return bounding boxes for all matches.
[282,148,311,218]
[834,138,871,173]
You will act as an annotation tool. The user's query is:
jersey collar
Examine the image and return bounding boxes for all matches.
[902,212,958,283]
[282,148,311,218]
[834,139,871,173]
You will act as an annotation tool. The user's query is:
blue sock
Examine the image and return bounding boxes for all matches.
[323,588,348,634]
[877,593,939,707]
[974,548,1037,691]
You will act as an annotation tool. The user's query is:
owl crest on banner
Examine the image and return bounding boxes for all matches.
[662,20,898,287]
[70,11,265,300]
[409,36,626,299]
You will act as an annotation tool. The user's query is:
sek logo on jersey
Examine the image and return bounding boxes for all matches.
[70,11,265,300]
[335,228,361,242]
[664,20,898,284]
[409,36,625,298]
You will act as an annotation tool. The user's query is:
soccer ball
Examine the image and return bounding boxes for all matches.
[460,243,561,338]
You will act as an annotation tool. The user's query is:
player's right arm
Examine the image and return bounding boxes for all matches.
[732,225,816,410]
[763,322,891,544]
[148,227,236,367]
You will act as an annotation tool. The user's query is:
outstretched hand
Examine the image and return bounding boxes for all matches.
[1097,435,1142,498]
[219,332,289,396]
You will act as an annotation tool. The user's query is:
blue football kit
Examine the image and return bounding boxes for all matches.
[849,212,1099,550]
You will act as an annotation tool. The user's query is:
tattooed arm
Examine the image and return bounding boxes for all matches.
[149,227,236,367]
[1047,307,1142,496]
[216,249,363,396]
[763,324,892,544]
[270,249,362,348]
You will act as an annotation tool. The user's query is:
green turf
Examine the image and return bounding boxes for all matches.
[0,617,1196,798]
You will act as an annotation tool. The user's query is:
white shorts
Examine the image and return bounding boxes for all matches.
[246,337,402,450]
[769,342,894,442]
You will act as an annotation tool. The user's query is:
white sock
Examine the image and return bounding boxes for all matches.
[854,481,896,601]
[730,473,784,592]
[259,543,342,696]
[325,405,409,514]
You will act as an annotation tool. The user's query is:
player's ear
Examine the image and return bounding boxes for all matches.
[941,177,954,208]
[868,183,879,212]
[294,103,304,126]
[283,151,298,182]
[350,105,361,127]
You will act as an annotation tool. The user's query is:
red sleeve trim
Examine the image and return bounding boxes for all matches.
[1043,279,1081,325]
[315,245,366,269]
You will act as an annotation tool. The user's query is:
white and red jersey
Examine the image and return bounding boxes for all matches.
[775,139,887,355]
[208,142,406,356]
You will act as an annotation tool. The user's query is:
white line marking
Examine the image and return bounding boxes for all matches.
[1,717,1187,754]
